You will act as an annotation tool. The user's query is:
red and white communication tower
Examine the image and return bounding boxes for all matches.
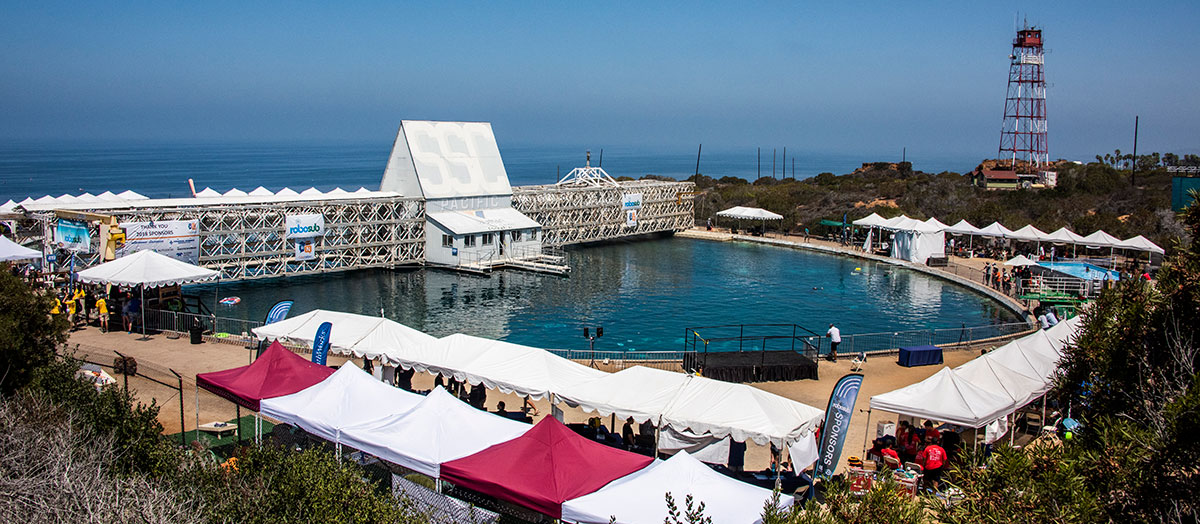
[998,27,1048,169]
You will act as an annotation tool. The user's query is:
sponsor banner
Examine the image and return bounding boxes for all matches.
[264,300,294,325]
[285,214,325,238]
[312,322,333,366]
[56,219,92,253]
[117,220,201,264]
[625,209,639,227]
[621,193,643,210]
[816,374,864,477]
[294,238,316,261]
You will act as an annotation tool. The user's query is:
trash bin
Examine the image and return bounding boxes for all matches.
[190,324,204,344]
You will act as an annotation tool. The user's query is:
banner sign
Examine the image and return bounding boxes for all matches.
[294,238,316,261]
[625,209,639,227]
[55,219,91,253]
[816,373,864,477]
[117,220,200,264]
[312,321,333,366]
[285,214,325,238]
[264,300,294,325]
[621,193,643,210]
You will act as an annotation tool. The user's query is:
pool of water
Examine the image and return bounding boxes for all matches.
[188,238,1020,352]
[1038,261,1120,281]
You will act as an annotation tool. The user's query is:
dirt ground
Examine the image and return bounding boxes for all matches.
[67,325,1000,474]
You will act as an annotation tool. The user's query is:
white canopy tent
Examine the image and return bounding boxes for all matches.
[259,364,424,444]
[1044,227,1087,244]
[851,213,887,227]
[976,221,1015,238]
[76,250,219,338]
[716,206,784,221]
[0,236,41,262]
[251,309,439,364]
[876,216,945,263]
[338,386,531,478]
[1003,255,1039,267]
[1080,230,1122,248]
[1118,235,1165,255]
[556,366,824,446]
[869,367,1014,428]
[924,217,949,231]
[869,316,1083,429]
[1006,224,1048,243]
[413,334,607,401]
[561,451,792,524]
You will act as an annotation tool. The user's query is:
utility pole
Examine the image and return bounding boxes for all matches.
[1131,116,1139,186]
[757,147,761,178]
[783,147,787,179]
[695,144,702,176]
[772,148,776,179]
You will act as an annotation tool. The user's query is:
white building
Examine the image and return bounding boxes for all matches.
[380,121,545,269]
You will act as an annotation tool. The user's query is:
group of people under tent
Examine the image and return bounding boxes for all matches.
[866,419,954,490]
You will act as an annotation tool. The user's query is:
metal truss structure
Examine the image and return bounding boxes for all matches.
[554,152,620,188]
[30,196,425,281]
[513,180,696,246]
[999,27,1048,168]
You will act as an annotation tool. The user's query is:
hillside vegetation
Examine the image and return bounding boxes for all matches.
[688,161,1186,252]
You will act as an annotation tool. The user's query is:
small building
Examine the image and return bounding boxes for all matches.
[380,121,561,273]
[973,168,1038,190]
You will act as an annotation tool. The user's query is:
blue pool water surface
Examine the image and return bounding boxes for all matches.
[1038,261,1120,281]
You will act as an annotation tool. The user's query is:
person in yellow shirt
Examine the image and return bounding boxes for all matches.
[50,294,62,315]
[66,296,77,328]
[96,295,109,332]
[73,288,87,326]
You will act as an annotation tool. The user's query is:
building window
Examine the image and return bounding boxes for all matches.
[482,233,494,245]
[464,235,476,247]
[511,230,523,242]
[531,229,539,241]
[442,234,453,248]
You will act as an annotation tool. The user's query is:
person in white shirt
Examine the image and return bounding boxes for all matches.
[1037,311,1050,329]
[1045,309,1059,326]
[826,323,841,362]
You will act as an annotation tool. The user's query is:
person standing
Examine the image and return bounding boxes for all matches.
[826,323,841,362]
[917,435,947,490]
[95,294,109,332]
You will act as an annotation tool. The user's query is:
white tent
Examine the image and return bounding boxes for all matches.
[117,190,148,200]
[869,367,1014,428]
[0,236,41,262]
[276,187,300,196]
[1003,255,1039,266]
[338,386,531,478]
[251,309,438,364]
[195,187,222,197]
[259,364,423,444]
[561,451,791,524]
[76,249,218,288]
[223,188,248,197]
[55,194,82,204]
[300,188,324,196]
[715,206,783,221]
[556,366,824,446]
[77,193,102,203]
[248,186,274,196]
[976,221,1014,238]
[878,216,944,263]
[1043,227,1086,244]
[1080,230,1122,248]
[851,213,887,227]
[1118,235,1164,254]
[1006,224,1048,242]
[953,352,1048,409]
[417,334,607,401]
[96,191,122,202]
[326,187,349,195]
[924,217,949,231]
[0,199,17,212]
[76,250,219,337]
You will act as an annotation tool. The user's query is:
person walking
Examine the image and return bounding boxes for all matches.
[95,294,109,332]
[826,323,841,362]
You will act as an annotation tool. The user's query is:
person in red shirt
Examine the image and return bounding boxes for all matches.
[879,440,900,467]
[923,420,941,443]
[916,435,948,490]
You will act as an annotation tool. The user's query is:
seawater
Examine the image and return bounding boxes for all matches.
[0,141,979,202]
[191,238,1019,353]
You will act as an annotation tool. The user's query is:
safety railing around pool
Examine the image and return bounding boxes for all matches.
[140,308,263,346]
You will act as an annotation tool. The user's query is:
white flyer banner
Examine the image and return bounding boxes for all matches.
[625,209,638,227]
[294,238,316,261]
[621,193,643,210]
[285,214,325,238]
[117,220,200,264]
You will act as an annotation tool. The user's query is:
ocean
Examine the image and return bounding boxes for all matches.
[0,141,980,202]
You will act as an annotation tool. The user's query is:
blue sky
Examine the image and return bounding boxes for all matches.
[1,2,1197,160]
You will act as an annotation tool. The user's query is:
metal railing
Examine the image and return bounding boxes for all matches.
[831,322,1033,357]
[684,321,1033,358]
[545,349,694,372]
[141,308,263,345]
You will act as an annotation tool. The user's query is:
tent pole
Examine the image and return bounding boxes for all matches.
[236,404,241,443]
[1009,413,1015,446]
[140,285,147,340]
[861,409,872,457]
[195,384,200,445]
[1041,396,1047,436]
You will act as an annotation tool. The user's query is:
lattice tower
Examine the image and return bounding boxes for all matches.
[998,27,1048,169]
